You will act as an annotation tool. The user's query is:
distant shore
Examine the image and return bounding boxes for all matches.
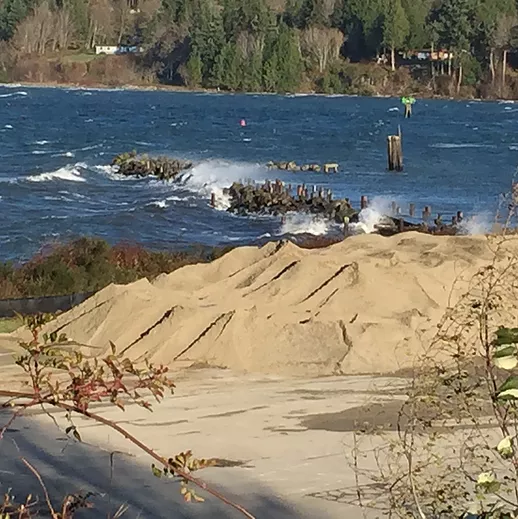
[1,79,506,103]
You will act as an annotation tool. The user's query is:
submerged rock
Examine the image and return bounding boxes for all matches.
[112,151,193,180]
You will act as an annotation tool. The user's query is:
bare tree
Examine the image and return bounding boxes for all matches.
[54,8,72,51]
[114,0,131,45]
[87,0,114,48]
[236,31,264,61]
[12,2,54,55]
[301,27,343,74]
[493,14,518,96]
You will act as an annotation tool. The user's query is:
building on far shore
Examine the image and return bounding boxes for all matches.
[402,49,454,61]
[95,45,143,55]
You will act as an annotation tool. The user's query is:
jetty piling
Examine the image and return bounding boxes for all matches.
[387,127,403,172]
[409,203,415,217]
[361,196,369,210]
[211,193,216,207]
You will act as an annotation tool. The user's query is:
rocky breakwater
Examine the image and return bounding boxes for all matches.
[223,180,459,236]
[112,151,193,180]
[224,180,357,223]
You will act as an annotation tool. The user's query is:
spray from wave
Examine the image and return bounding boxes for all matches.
[26,163,87,183]
[176,159,268,208]
[349,197,396,234]
[457,212,493,235]
[279,213,330,235]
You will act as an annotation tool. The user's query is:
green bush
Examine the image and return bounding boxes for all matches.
[0,237,233,299]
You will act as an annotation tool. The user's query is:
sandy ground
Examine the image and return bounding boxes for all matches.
[1,232,514,517]
[0,360,404,518]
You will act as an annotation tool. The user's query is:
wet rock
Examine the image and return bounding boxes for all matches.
[112,152,193,180]
[225,181,358,221]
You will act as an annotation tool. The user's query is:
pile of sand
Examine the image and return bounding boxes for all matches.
[5,232,507,376]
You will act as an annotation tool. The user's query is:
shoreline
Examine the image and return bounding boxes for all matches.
[1,79,512,104]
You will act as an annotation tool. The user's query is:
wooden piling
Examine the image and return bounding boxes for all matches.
[211,193,216,207]
[327,190,333,202]
[387,134,403,172]
[423,206,431,221]
[409,203,415,217]
[391,201,397,215]
[361,195,368,209]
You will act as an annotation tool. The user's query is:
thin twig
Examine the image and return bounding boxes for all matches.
[21,457,58,518]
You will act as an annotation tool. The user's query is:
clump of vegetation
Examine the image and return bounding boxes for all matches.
[0,313,254,517]
[1,0,518,97]
[0,237,234,299]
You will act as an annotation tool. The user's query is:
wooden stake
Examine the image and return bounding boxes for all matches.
[361,196,368,209]
[387,135,403,171]
[409,203,415,217]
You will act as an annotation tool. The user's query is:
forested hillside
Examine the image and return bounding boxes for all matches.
[1,0,518,97]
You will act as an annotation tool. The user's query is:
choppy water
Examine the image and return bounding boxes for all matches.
[1,84,517,261]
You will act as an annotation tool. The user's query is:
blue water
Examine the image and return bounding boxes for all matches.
[1,85,517,261]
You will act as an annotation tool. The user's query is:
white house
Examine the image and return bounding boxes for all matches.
[95,45,118,55]
[95,45,143,55]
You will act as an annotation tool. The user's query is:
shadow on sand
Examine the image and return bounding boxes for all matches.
[0,412,330,518]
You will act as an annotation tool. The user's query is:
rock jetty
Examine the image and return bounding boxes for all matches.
[266,161,339,173]
[223,180,458,236]
[224,180,357,223]
[112,151,193,180]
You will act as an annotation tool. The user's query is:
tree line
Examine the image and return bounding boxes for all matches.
[1,0,518,95]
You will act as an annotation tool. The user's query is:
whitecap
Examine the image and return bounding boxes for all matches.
[4,124,13,129]
[430,142,496,149]
[0,91,27,98]
[26,163,87,183]
[148,200,168,208]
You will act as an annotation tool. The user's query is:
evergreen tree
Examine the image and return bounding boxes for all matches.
[383,0,409,70]
[183,51,203,87]
[298,0,328,29]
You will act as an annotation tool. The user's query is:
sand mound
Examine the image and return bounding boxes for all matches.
[6,233,510,376]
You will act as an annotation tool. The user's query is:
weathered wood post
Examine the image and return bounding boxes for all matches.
[423,206,431,222]
[211,193,216,207]
[409,203,415,217]
[391,201,397,215]
[387,126,403,172]
[361,195,368,209]
[327,189,333,202]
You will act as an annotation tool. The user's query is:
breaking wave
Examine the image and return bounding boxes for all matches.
[279,213,330,235]
[26,163,87,183]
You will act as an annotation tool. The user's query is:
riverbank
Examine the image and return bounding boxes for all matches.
[0,78,483,101]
